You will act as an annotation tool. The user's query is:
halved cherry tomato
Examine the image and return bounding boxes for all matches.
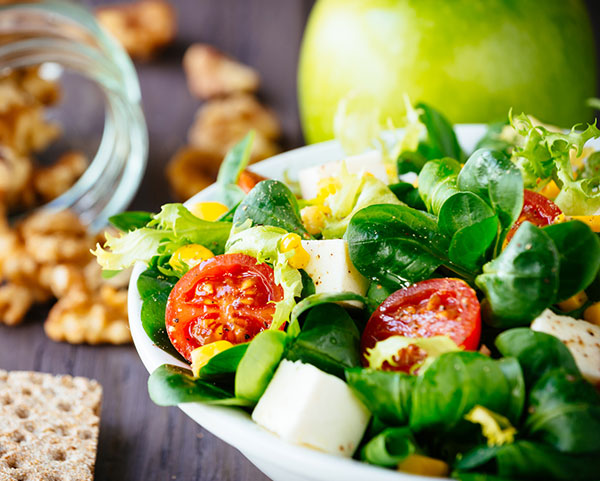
[361,278,481,371]
[165,253,284,361]
[505,189,562,244]
[237,170,268,193]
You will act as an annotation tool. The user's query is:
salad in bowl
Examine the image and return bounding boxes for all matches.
[95,103,600,481]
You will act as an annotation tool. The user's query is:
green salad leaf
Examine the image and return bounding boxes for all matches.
[94,204,232,271]
[410,352,525,431]
[510,113,600,215]
[418,157,461,215]
[321,174,401,239]
[543,221,600,302]
[347,204,472,291]
[197,343,249,381]
[360,427,416,467]
[137,261,182,360]
[345,369,415,426]
[388,182,426,210]
[285,303,361,379]
[495,328,580,387]
[148,364,253,407]
[415,102,463,161]
[456,440,599,481]
[524,368,600,453]
[212,132,254,208]
[233,179,310,238]
[457,149,524,232]
[235,330,288,403]
[438,192,500,271]
[109,211,153,231]
[476,222,559,327]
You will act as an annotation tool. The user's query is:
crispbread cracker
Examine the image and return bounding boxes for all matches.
[0,370,102,481]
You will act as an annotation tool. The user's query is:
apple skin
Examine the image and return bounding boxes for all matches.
[298,0,597,144]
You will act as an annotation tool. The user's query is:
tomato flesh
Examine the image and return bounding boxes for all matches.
[505,189,562,244]
[361,278,481,371]
[166,253,284,361]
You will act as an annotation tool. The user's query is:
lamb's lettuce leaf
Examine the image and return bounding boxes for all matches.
[543,221,600,302]
[457,149,524,232]
[495,328,580,387]
[475,222,559,327]
[212,131,254,207]
[360,427,417,467]
[235,330,288,402]
[148,364,253,407]
[137,259,182,360]
[410,352,525,431]
[418,157,461,215]
[285,303,361,379]
[233,179,310,238]
[345,369,415,426]
[524,368,600,453]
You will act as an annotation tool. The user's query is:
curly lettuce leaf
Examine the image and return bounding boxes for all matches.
[93,204,232,271]
[318,168,401,239]
[510,113,600,215]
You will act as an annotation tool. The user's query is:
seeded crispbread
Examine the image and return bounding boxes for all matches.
[0,370,102,481]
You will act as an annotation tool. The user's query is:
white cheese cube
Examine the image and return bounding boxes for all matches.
[298,150,389,200]
[252,360,371,457]
[531,309,600,385]
[301,239,368,298]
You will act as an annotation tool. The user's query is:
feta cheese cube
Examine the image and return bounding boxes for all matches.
[301,239,368,298]
[298,150,389,200]
[531,309,600,385]
[252,360,371,457]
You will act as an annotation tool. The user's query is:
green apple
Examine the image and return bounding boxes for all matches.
[298,0,597,143]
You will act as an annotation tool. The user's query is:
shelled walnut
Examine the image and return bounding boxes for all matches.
[0,209,131,344]
[183,44,260,99]
[188,94,281,162]
[96,0,176,60]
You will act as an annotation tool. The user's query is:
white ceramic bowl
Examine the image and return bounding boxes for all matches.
[128,125,487,481]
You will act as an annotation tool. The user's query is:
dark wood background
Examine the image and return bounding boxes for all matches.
[0,1,598,480]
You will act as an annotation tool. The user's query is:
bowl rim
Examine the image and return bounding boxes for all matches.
[127,125,489,481]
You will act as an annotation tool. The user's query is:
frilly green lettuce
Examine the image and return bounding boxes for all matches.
[319,168,401,239]
[226,226,303,329]
[510,113,600,215]
[93,203,232,271]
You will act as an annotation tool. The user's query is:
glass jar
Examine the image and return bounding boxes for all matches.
[0,0,148,231]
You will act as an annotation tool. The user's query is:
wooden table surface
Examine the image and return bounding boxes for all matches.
[1,1,599,480]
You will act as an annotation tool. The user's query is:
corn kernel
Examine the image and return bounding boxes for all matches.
[301,205,327,235]
[280,233,302,253]
[280,233,310,269]
[314,177,340,202]
[557,291,588,312]
[540,180,560,200]
[169,244,214,271]
[397,454,449,477]
[191,340,233,377]
[189,201,229,221]
[584,302,600,326]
